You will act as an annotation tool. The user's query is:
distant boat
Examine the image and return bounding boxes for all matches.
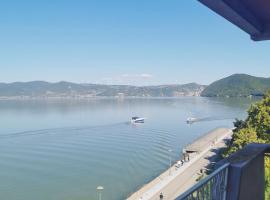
[186,117,197,124]
[131,117,145,123]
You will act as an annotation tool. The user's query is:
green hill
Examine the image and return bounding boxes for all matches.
[201,74,270,97]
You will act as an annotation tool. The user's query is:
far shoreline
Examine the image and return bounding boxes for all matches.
[0,95,261,101]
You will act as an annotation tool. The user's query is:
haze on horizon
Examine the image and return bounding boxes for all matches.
[1,0,270,86]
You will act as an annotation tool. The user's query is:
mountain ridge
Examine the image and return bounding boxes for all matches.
[0,81,206,98]
[2,74,270,98]
[201,74,270,97]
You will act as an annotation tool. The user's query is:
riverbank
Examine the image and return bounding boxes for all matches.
[127,128,233,200]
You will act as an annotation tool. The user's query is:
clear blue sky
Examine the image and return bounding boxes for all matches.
[0,0,269,85]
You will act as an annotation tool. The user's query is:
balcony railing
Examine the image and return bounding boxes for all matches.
[176,163,229,200]
[175,143,270,200]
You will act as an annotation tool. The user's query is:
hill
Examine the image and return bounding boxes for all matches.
[0,81,206,99]
[201,74,270,97]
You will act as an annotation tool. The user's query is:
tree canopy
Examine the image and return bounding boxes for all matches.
[223,92,270,198]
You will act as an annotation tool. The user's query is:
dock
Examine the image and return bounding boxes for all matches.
[126,128,233,200]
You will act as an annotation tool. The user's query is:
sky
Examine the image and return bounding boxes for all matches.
[0,0,269,85]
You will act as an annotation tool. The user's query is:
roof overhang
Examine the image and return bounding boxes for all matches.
[198,0,270,41]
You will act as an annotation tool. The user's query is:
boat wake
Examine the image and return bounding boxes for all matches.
[0,122,129,139]
[187,116,234,124]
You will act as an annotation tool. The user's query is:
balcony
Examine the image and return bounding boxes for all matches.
[176,143,270,200]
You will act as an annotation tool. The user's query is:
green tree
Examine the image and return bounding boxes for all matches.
[224,92,270,198]
[246,92,270,141]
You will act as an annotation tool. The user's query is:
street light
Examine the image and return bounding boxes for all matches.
[96,186,104,200]
[168,149,173,175]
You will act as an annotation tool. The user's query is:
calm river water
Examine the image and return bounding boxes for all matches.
[0,97,256,200]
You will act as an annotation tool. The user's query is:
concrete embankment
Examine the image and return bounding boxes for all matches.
[127,128,233,200]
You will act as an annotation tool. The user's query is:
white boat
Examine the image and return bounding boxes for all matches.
[186,117,197,124]
[131,117,145,123]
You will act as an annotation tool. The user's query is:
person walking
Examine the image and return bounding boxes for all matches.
[181,159,184,166]
[159,192,164,200]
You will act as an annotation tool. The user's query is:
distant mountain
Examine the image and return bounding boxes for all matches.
[0,81,206,98]
[201,74,270,97]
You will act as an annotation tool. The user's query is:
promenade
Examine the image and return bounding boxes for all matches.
[127,128,233,200]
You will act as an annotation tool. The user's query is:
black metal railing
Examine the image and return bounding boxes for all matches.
[175,163,229,200]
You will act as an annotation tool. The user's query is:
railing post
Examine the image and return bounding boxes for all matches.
[222,166,228,200]
[226,152,265,200]
[218,143,270,200]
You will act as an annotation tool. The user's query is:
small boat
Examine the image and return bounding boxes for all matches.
[186,117,197,124]
[131,117,145,123]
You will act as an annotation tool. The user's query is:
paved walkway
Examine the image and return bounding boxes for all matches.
[127,128,233,200]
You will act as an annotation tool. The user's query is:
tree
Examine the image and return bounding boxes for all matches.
[246,92,270,141]
[223,92,270,198]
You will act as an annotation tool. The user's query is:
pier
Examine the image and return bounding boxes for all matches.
[127,128,233,200]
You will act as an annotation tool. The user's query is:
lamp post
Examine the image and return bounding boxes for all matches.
[96,186,104,200]
[168,149,172,175]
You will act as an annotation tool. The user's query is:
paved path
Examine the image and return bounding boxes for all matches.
[127,128,233,200]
